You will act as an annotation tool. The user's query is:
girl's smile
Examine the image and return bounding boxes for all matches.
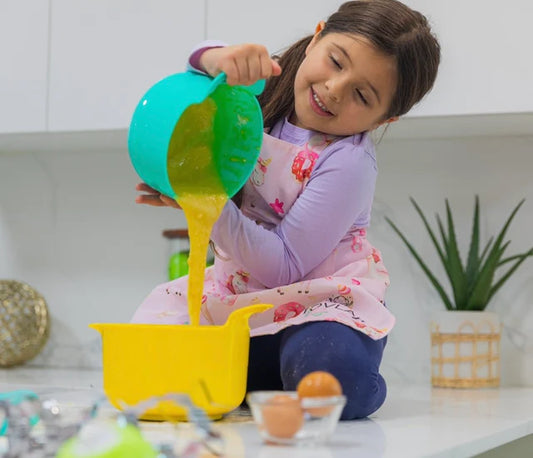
[292,31,398,135]
[310,88,334,116]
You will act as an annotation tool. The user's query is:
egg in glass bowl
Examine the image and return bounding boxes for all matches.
[247,390,346,445]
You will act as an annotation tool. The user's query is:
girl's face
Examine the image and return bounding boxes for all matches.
[292,31,398,136]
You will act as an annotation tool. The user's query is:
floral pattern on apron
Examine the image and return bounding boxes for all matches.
[131,133,395,340]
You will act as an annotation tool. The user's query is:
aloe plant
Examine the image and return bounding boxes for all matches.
[385,196,533,311]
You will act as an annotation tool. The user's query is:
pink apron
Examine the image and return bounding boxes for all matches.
[131,133,395,340]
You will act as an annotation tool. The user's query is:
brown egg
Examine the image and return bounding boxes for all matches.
[296,371,343,417]
[261,394,304,439]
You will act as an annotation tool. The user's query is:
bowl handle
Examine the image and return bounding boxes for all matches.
[207,72,266,96]
[224,303,273,329]
[89,323,104,334]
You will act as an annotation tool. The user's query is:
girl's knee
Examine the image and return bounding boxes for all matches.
[340,374,387,420]
[278,322,388,420]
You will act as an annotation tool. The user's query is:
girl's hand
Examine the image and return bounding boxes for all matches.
[199,44,282,86]
[135,183,181,209]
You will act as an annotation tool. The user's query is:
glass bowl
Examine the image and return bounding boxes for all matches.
[246,391,346,445]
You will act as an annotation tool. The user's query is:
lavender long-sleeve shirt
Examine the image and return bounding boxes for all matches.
[187,43,378,289]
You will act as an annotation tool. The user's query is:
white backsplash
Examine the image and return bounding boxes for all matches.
[0,132,532,387]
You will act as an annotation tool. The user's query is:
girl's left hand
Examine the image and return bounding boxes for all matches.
[135,183,181,209]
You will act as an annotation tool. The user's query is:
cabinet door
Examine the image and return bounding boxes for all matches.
[404,0,533,117]
[0,1,48,134]
[207,0,344,57]
[48,0,205,132]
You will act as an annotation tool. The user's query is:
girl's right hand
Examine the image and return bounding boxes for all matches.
[199,44,282,86]
[135,183,181,209]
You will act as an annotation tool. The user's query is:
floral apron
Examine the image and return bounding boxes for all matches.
[131,133,395,340]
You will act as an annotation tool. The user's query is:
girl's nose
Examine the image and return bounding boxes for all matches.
[325,78,342,103]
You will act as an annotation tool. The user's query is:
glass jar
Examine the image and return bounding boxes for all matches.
[162,229,214,281]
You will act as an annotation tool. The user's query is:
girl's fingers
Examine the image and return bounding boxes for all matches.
[136,183,177,208]
[248,53,265,83]
[136,195,166,206]
[271,58,282,76]
[233,57,249,85]
[136,182,157,193]
[248,48,275,83]
[160,194,181,209]
[136,194,180,209]
[259,53,272,80]
[221,58,241,86]
[246,58,256,85]
[218,44,279,86]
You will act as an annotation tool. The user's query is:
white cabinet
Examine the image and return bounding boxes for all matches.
[394,0,533,117]
[48,0,205,132]
[1,0,531,136]
[0,1,48,134]
[208,0,533,119]
[206,0,344,57]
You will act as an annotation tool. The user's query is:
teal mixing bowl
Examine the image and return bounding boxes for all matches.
[128,71,264,199]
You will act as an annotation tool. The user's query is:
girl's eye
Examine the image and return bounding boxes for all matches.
[356,89,368,105]
[329,55,342,69]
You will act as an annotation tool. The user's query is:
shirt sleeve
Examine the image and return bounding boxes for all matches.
[187,40,227,73]
[210,139,377,287]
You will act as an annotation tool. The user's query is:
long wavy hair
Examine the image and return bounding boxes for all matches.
[232,0,440,207]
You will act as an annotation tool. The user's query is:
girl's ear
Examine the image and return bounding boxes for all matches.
[306,21,326,55]
[315,20,326,35]
[373,116,399,131]
[383,116,399,125]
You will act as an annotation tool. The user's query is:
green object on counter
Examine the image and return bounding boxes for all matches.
[56,422,156,458]
[168,251,189,280]
[168,251,215,280]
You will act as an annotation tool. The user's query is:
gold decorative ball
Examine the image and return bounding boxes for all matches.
[0,280,50,367]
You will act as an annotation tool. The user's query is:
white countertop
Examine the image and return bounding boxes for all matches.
[1,367,533,458]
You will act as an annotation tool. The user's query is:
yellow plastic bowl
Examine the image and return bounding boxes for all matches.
[90,303,272,420]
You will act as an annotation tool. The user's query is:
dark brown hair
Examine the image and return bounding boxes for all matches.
[258,0,440,127]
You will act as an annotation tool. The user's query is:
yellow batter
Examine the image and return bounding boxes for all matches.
[167,97,228,326]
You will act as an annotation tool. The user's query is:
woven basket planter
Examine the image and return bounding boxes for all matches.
[431,311,500,388]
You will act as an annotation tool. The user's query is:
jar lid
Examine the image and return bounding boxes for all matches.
[162,229,188,239]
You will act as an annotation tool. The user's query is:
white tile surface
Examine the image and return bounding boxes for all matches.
[1,367,533,457]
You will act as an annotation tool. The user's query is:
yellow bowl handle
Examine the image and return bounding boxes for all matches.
[224,303,273,328]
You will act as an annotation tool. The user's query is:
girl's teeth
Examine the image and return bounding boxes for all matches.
[313,92,328,112]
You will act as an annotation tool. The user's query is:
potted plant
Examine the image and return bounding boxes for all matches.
[386,196,532,388]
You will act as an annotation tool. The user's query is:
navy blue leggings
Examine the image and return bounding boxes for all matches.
[246,321,387,420]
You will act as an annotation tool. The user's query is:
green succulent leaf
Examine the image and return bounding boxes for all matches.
[435,207,466,308]
[435,212,456,287]
[386,197,531,312]
[498,248,533,266]
[465,196,481,286]
[385,216,454,310]
[492,199,525,252]
[478,236,494,268]
[468,199,525,306]
[466,241,510,310]
[488,248,533,302]
[409,197,447,266]
[444,199,468,309]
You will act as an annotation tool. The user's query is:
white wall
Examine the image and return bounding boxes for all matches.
[1,132,532,386]
[374,132,533,386]
[0,145,187,367]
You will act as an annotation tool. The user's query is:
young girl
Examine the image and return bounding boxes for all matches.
[133,0,440,420]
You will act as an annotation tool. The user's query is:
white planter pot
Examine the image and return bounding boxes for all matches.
[430,311,501,388]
